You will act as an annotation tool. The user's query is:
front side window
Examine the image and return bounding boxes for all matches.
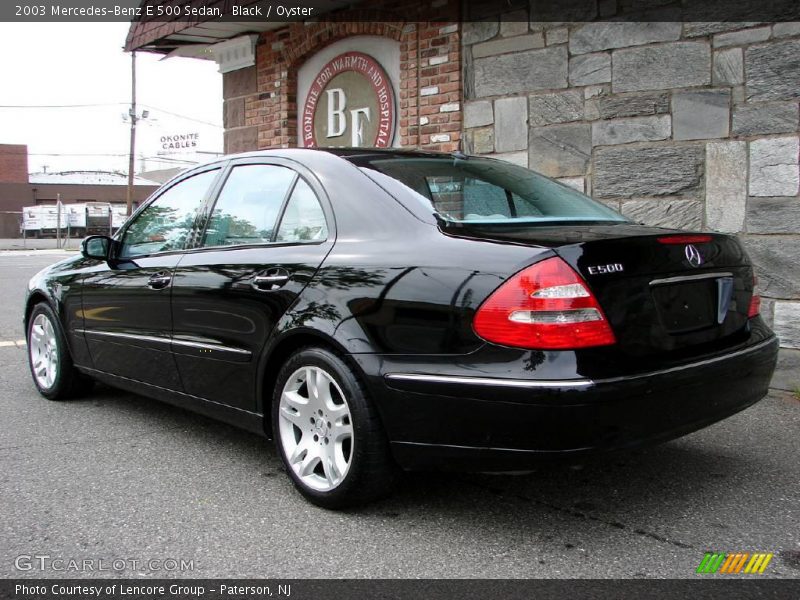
[119,169,219,258]
[202,165,296,247]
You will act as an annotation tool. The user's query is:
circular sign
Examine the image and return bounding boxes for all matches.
[301,51,396,148]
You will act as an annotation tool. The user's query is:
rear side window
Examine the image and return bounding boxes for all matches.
[203,165,296,247]
[120,169,219,258]
[357,157,627,225]
[275,179,328,243]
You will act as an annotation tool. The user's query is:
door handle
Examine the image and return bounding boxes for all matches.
[147,272,172,290]
[251,269,290,291]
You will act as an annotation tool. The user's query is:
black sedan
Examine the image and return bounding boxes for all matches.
[24,148,778,508]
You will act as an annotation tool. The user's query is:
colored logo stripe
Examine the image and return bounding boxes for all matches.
[697,553,725,573]
[720,553,749,573]
[697,552,773,574]
[745,553,773,574]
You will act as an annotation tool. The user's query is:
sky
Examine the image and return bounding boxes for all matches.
[0,22,223,176]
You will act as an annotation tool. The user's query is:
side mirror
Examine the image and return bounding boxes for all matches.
[81,235,112,260]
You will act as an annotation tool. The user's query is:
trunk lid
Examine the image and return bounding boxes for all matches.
[443,223,757,359]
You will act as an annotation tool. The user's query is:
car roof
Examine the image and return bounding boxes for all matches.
[318,147,456,159]
[181,148,478,180]
[160,147,468,193]
[207,146,462,165]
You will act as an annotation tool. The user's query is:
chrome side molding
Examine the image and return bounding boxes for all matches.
[77,329,251,357]
[384,373,594,389]
[385,337,777,390]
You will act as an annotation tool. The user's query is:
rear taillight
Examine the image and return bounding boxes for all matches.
[748,272,761,318]
[473,257,616,350]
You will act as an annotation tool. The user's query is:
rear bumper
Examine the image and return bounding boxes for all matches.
[375,336,779,471]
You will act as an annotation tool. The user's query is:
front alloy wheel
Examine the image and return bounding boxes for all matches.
[273,347,397,508]
[27,302,93,400]
[278,365,354,492]
[29,313,59,390]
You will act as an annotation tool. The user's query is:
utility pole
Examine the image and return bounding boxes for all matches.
[126,50,137,216]
[56,193,61,249]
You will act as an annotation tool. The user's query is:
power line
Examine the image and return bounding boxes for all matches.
[5,146,217,156]
[3,150,214,162]
[7,152,199,159]
[0,103,127,108]
[139,104,222,128]
[28,152,130,157]
[140,156,199,164]
[0,151,130,157]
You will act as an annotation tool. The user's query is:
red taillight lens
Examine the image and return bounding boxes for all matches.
[748,272,761,318]
[473,257,616,350]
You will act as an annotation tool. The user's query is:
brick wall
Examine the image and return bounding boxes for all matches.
[222,4,462,153]
[0,144,31,238]
[462,17,800,390]
[0,144,29,184]
[411,22,461,150]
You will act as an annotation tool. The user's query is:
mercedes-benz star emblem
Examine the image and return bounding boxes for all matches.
[685,244,703,267]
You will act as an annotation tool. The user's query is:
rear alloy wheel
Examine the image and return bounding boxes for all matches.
[273,347,396,508]
[27,303,93,400]
[279,365,353,491]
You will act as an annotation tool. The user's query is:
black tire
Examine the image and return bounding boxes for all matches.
[272,346,397,509]
[26,302,94,400]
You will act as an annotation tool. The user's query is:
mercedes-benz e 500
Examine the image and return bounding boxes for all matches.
[25,149,778,507]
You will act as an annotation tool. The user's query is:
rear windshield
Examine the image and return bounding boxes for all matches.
[358,157,627,225]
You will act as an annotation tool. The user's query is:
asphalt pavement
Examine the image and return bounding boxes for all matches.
[1,252,799,579]
[0,237,83,252]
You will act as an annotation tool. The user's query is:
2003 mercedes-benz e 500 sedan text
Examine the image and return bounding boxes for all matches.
[25,149,778,508]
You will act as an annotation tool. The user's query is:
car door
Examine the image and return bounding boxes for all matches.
[170,159,334,411]
[81,166,222,389]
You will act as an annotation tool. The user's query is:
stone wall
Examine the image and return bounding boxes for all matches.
[462,19,800,390]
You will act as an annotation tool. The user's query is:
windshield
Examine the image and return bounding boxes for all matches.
[358,156,627,225]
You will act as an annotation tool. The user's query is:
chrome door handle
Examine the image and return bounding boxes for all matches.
[251,271,290,291]
[147,273,172,290]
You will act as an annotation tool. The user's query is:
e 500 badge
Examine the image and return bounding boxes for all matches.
[587,263,624,275]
